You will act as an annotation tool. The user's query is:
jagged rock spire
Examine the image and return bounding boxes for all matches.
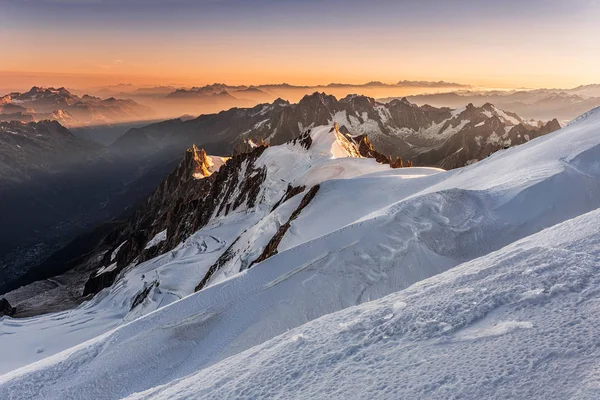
[390,156,403,169]
[191,144,211,178]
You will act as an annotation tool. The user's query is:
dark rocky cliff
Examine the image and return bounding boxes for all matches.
[83,144,269,295]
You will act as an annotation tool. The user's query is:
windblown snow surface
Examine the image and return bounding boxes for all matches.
[129,207,600,400]
[2,107,600,399]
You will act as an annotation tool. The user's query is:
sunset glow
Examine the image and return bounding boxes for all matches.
[1,0,599,91]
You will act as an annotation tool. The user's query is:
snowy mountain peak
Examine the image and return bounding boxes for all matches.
[74,122,395,296]
[290,123,363,159]
[446,101,541,130]
[21,86,76,102]
[387,96,415,108]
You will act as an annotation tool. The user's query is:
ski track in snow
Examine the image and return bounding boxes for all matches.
[1,108,600,399]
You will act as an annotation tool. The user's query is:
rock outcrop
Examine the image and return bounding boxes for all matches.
[0,298,16,317]
[390,157,404,169]
[352,134,389,164]
[191,145,211,178]
[248,184,320,267]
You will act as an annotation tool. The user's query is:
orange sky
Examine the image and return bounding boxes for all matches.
[1,0,599,91]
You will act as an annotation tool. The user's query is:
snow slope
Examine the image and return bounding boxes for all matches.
[129,206,600,400]
[0,125,393,374]
[1,107,600,399]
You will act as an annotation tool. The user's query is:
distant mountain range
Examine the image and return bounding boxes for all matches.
[91,80,471,98]
[0,87,155,127]
[80,81,600,125]
[567,83,600,98]
[161,81,469,103]
[80,81,472,117]
[392,86,600,122]
[112,92,560,170]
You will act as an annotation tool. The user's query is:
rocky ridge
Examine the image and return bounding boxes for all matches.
[84,124,392,297]
[83,142,268,295]
[112,92,560,170]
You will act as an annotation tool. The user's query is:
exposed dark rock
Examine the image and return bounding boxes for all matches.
[232,138,269,155]
[390,157,403,169]
[83,267,122,297]
[271,184,307,212]
[130,281,158,311]
[352,134,389,164]
[195,236,242,293]
[250,184,321,266]
[196,185,320,292]
[539,118,562,135]
[291,129,313,150]
[0,298,16,317]
[384,97,451,133]
[411,115,562,169]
